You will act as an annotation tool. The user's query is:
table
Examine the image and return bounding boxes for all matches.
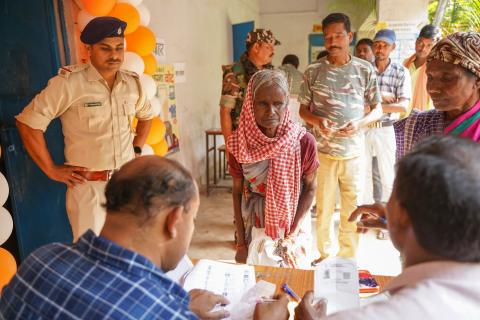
[254,265,393,298]
[190,259,393,299]
[205,129,230,196]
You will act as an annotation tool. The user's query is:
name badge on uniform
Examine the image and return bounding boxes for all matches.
[84,102,102,107]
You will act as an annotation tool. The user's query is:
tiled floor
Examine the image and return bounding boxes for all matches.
[188,188,401,276]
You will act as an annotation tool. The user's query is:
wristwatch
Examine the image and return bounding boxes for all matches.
[133,146,142,155]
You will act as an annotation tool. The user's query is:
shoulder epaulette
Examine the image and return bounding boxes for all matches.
[120,69,140,79]
[57,64,88,79]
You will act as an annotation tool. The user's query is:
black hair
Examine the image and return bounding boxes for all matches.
[316,50,329,60]
[281,54,300,68]
[104,157,196,222]
[322,13,351,33]
[418,24,441,40]
[395,136,480,262]
[356,38,373,48]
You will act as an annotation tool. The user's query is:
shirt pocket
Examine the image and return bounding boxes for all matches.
[122,100,136,133]
[74,100,110,133]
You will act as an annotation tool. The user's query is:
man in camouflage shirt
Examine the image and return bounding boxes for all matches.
[219,29,280,142]
[299,13,382,262]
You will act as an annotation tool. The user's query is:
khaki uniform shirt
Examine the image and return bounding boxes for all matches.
[16,63,154,170]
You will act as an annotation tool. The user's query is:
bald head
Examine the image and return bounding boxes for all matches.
[104,156,197,223]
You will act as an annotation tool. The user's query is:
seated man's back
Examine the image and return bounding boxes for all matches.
[0,230,196,319]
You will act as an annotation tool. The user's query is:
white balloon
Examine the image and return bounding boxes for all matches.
[0,207,13,246]
[140,74,157,99]
[137,4,151,26]
[142,144,154,156]
[0,173,9,207]
[118,0,143,6]
[150,97,161,116]
[122,52,145,75]
[77,9,95,32]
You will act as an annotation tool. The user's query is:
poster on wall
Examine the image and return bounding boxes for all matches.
[153,64,180,154]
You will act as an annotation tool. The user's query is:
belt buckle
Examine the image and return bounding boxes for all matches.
[369,121,380,128]
[107,170,114,180]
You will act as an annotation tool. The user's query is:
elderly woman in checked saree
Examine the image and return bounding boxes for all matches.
[227,69,318,268]
[395,32,480,158]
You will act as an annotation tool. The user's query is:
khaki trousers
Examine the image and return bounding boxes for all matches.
[66,181,107,241]
[316,153,362,258]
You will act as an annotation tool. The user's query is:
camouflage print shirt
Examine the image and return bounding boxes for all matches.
[220,53,273,129]
[298,56,381,159]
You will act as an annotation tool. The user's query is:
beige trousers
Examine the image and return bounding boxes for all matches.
[316,153,362,258]
[66,181,107,241]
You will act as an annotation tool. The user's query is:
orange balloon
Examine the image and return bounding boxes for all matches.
[125,26,156,56]
[142,54,158,75]
[81,0,115,16]
[108,3,140,35]
[145,117,166,145]
[152,139,169,156]
[0,248,17,291]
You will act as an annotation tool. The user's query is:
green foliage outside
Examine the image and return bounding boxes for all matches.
[429,0,480,33]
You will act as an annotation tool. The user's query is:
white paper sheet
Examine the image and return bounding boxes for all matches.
[314,257,360,315]
[165,255,194,285]
[231,280,276,320]
[183,259,257,319]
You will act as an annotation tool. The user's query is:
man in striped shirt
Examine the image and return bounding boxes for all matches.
[363,29,411,208]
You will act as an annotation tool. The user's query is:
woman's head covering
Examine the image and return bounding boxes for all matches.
[428,32,480,78]
[227,69,306,239]
[251,69,290,102]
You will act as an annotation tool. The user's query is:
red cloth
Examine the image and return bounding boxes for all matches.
[227,76,307,239]
[229,133,318,178]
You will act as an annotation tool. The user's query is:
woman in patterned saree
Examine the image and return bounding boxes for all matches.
[395,31,480,158]
[227,69,318,268]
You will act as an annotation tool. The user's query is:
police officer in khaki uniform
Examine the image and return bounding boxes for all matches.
[15,17,154,241]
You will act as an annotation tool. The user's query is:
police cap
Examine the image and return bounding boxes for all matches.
[80,16,127,45]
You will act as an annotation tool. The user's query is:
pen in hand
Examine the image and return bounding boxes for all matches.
[282,283,301,302]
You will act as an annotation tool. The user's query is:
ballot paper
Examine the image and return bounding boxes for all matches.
[183,259,257,319]
[314,257,360,315]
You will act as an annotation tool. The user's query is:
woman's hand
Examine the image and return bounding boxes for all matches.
[349,203,387,233]
[235,245,248,263]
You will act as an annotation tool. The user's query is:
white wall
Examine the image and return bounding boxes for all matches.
[259,0,374,71]
[377,0,429,23]
[260,0,428,71]
[145,0,259,185]
[260,11,319,71]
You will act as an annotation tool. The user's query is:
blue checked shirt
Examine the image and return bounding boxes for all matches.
[0,230,197,320]
[375,60,411,121]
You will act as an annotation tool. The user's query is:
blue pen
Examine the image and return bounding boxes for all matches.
[379,216,387,225]
[281,283,301,302]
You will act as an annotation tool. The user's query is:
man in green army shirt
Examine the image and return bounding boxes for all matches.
[219,29,281,142]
